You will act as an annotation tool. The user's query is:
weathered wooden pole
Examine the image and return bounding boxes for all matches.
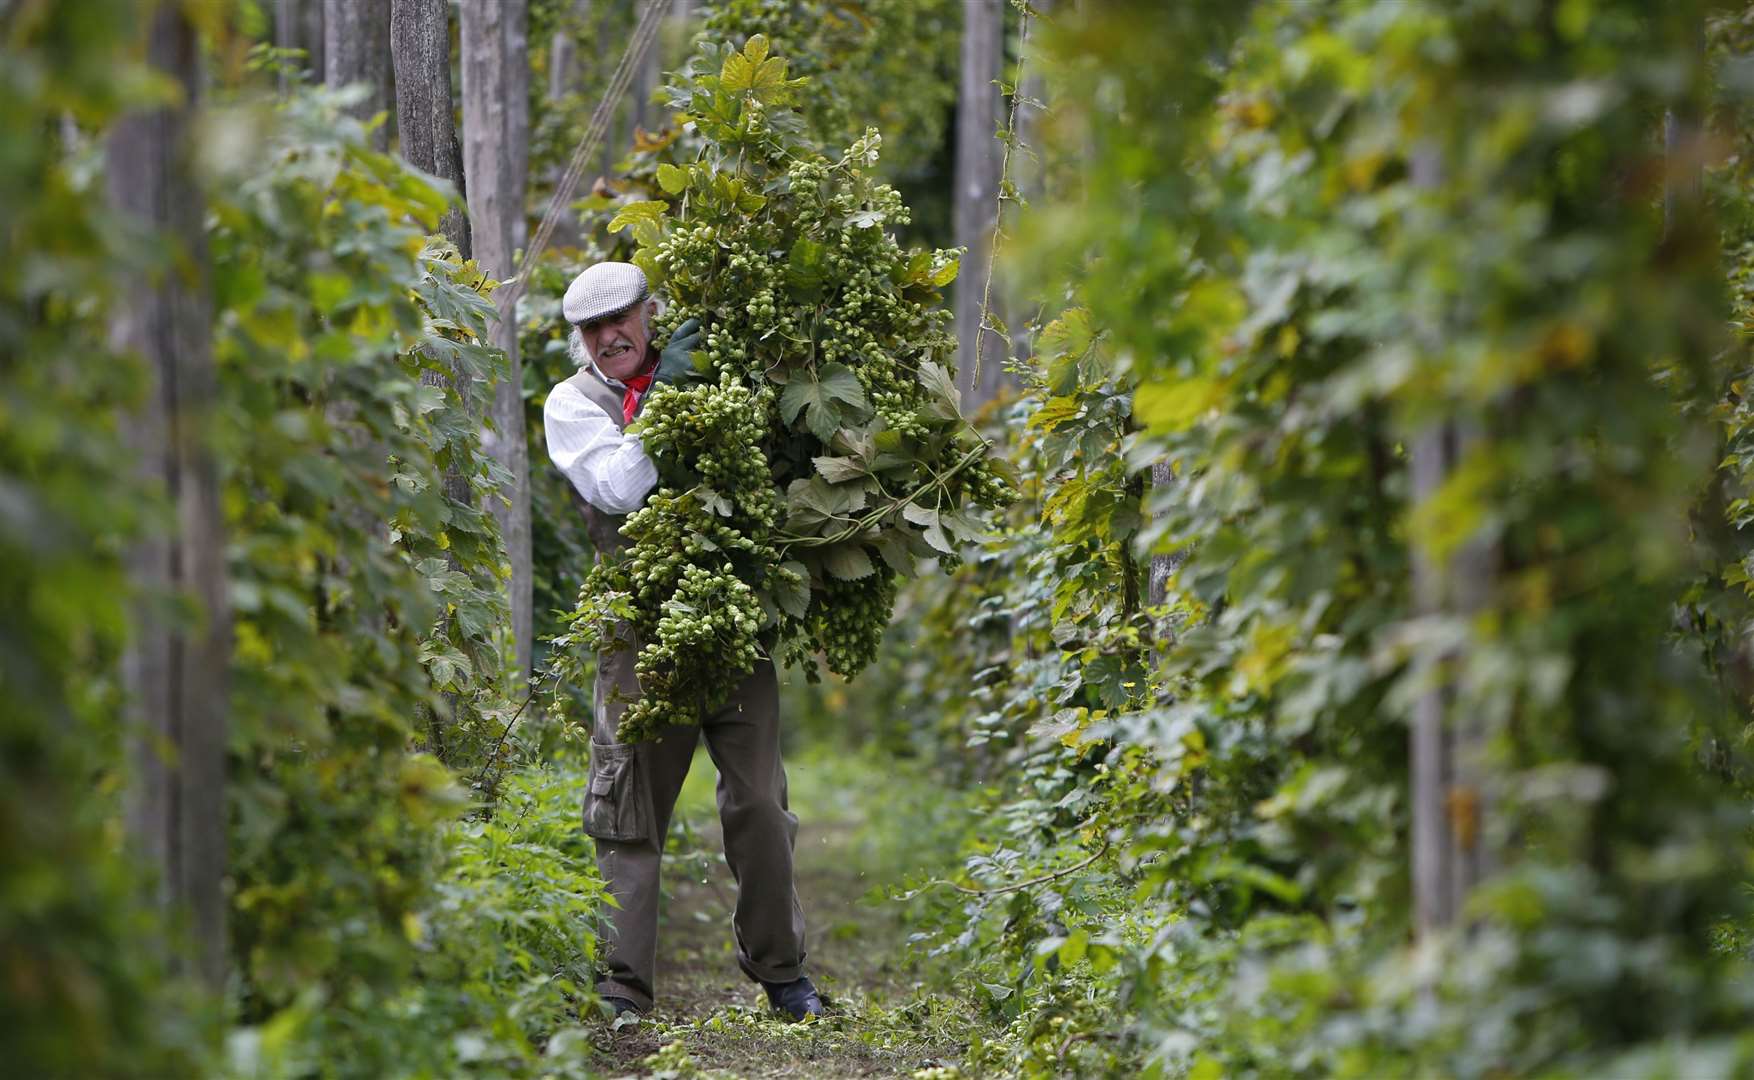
[108,1,229,989]
[1146,463,1185,611]
[324,0,391,149]
[506,0,532,252]
[393,0,476,756]
[549,12,579,104]
[954,0,1008,409]
[277,0,325,87]
[1408,145,1493,937]
[392,0,471,259]
[462,0,535,681]
[1410,422,1496,936]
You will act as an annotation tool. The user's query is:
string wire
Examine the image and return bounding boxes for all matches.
[970,1,1036,389]
[510,0,672,305]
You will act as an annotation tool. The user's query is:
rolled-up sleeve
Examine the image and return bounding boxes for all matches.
[542,381,658,515]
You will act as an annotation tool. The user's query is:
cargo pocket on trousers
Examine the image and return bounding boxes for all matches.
[582,741,648,843]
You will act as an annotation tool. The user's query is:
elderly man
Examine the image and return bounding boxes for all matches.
[542,261,823,1022]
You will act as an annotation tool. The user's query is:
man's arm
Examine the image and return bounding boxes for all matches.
[543,381,658,515]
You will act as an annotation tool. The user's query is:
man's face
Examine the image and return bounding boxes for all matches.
[580,301,656,382]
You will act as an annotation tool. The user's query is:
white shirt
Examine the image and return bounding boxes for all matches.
[543,376,658,515]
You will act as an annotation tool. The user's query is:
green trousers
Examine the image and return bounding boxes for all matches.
[584,649,808,1011]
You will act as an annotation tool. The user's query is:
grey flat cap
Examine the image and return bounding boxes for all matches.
[562,261,649,324]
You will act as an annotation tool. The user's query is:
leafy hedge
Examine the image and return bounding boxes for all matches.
[1,3,212,1074]
[867,0,1754,1076]
[207,84,611,1076]
[698,0,960,181]
[5,18,613,1068]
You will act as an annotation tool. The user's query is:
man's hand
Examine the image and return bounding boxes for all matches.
[654,319,703,385]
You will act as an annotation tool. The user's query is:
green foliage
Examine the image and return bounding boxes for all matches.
[845,1,1754,1076]
[17,13,605,1080]
[226,763,608,1079]
[0,3,215,1075]
[554,36,1013,740]
[29,3,1754,1077]
[206,85,618,1078]
[698,0,960,181]
[205,91,513,1047]
[854,317,1165,1077]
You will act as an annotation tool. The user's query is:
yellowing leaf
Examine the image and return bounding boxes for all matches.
[1133,376,1224,431]
[720,51,754,92]
[1029,395,1083,432]
[656,163,688,195]
[1234,620,1295,695]
[751,56,788,92]
[1182,279,1246,339]
[929,253,960,287]
[607,200,668,234]
[1407,445,1497,563]
[1040,307,1096,361]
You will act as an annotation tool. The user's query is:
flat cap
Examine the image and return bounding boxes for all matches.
[562,261,650,324]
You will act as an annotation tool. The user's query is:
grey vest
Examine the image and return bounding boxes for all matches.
[564,368,637,557]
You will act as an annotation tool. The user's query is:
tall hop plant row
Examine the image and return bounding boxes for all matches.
[556,36,1014,741]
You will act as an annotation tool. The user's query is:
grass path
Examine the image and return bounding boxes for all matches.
[591,747,983,1078]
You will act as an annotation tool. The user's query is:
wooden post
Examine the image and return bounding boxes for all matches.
[303,0,325,78]
[1146,462,1184,610]
[1408,142,1494,937]
[1014,0,1049,203]
[621,0,662,160]
[108,2,229,990]
[323,0,391,150]
[392,0,471,259]
[954,0,1007,409]
[1409,425,1456,932]
[462,0,535,681]
[278,0,325,86]
[506,0,531,253]
[393,0,476,756]
[546,0,593,251]
[275,0,297,93]
[549,18,578,104]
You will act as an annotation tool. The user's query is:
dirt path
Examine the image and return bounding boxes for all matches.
[592,750,977,1078]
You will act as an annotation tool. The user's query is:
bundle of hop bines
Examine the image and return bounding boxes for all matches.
[560,35,1015,742]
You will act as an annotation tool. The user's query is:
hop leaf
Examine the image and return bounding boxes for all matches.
[780,363,869,441]
[822,543,876,581]
[656,163,689,195]
[607,200,668,234]
[770,560,812,619]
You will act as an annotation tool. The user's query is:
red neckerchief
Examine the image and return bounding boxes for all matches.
[621,372,652,423]
[619,350,659,423]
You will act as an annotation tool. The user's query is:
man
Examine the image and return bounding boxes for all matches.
[542,261,824,1022]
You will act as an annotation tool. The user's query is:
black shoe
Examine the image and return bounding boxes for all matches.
[761,975,825,1021]
[601,994,642,1020]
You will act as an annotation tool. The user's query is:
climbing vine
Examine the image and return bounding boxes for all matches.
[857,1,1754,1076]
[698,0,960,180]
[1,4,212,1074]
[22,2,1754,1076]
